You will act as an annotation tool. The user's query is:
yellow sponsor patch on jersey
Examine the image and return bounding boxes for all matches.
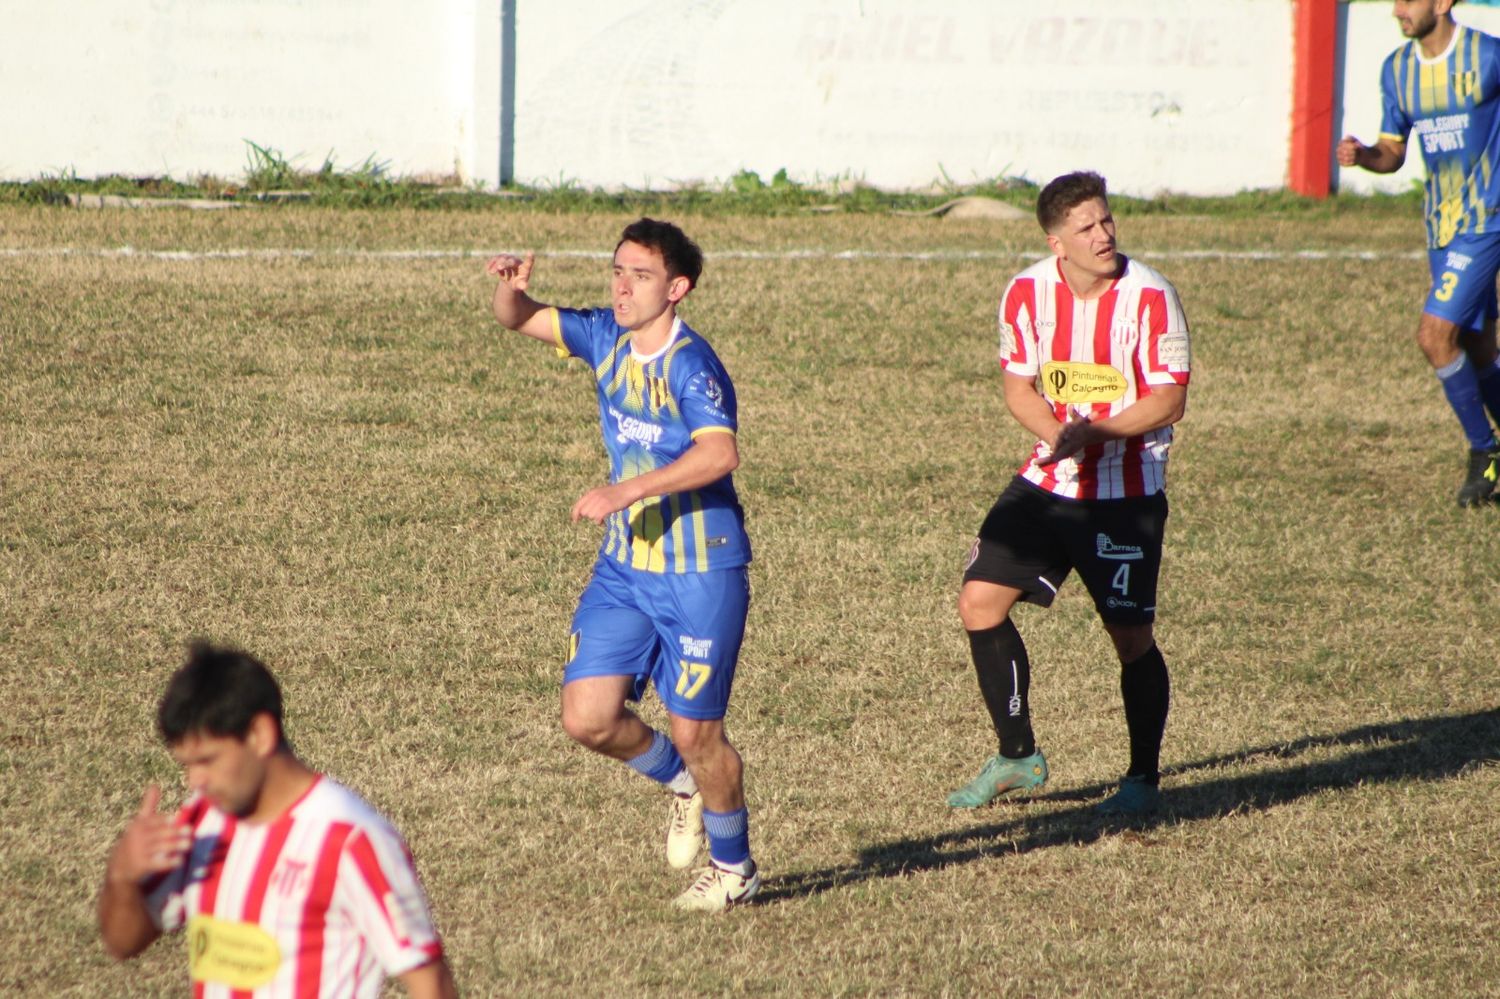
[1042,361,1127,403]
[188,914,281,989]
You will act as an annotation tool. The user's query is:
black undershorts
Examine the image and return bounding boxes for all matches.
[962,476,1169,625]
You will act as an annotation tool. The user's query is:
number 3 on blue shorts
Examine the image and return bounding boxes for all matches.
[1435,270,1459,302]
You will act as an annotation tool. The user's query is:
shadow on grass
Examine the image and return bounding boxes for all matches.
[759,707,1500,903]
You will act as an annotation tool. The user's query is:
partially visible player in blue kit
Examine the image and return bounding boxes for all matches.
[1340,0,1500,505]
[486,218,758,911]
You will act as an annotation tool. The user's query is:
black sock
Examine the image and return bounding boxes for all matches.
[1120,644,1170,784]
[966,619,1035,758]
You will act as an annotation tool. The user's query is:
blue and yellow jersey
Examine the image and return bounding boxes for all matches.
[1381,24,1500,248]
[551,307,750,574]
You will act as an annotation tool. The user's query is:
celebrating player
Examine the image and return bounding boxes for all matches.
[1338,0,1500,506]
[485,218,759,911]
[97,642,456,998]
[948,171,1191,816]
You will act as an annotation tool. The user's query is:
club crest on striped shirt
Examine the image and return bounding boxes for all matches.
[270,859,310,897]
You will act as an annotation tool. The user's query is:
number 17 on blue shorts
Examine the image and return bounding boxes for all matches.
[564,557,750,721]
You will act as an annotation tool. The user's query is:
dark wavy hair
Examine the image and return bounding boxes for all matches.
[157,641,285,746]
[1036,171,1109,233]
[617,217,704,289]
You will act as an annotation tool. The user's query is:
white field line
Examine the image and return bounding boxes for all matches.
[0,245,1425,263]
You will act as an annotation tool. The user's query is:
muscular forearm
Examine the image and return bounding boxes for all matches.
[400,959,458,998]
[98,877,159,960]
[1006,371,1185,465]
[1355,147,1403,173]
[1084,385,1187,442]
[490,283,547,333]
[572,432,739,524]
[1002,374,1067,449]
[1344,137,1406,174]
[616,434,739,504]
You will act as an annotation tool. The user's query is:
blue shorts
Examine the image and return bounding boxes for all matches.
[564,557,750,720]
[1425,232,1500,330]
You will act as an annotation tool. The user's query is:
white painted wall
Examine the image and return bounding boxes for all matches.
[1337,3,1500,194]
[7,0,1488,198]
[0,0,499,185]
[514,0,1294,196]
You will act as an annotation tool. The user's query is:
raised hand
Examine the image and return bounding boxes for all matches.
[107,784,190,884]
[486,251,534,290]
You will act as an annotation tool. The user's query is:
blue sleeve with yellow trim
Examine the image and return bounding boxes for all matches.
[1379,47,1412,143]
[553,307,614,363]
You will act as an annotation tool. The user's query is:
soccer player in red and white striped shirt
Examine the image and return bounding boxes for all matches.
[98,643,457,998]
[949,171,1191,816]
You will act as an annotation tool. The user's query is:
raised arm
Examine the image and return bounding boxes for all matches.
[98,785,190,960]
[1336,135,1407,174]
[486,252,557,343]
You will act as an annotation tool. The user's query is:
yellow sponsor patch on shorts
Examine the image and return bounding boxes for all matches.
[1042,361,1127,404]
[188,914,281,989]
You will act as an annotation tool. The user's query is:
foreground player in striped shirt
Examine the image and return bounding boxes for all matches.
[98,643,456,997]
[949,171,1191,816]
[485,218,759,911]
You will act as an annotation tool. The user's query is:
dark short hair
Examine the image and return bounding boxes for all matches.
[1036,171,1109,233]
[616,217,704,289]
[157,641,285,745]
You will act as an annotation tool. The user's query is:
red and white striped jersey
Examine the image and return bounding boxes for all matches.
[145,777,444,999]
[998,254,1191,500]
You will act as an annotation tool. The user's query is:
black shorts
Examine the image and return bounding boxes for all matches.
[962,476,1169,625]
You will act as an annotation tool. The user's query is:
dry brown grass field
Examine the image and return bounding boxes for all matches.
[2,204,1497,997]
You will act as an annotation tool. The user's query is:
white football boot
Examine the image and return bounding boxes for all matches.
[665,791,704,869]
[672,860,761,912]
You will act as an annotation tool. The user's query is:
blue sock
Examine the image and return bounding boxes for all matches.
[702,806,751,867]
[1476,358,1500,430]
[1436,355,1498,450]
[624,730,686,785]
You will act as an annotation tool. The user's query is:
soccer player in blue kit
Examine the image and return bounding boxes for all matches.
[486,219,759,911]
[1340,0,1500,505]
